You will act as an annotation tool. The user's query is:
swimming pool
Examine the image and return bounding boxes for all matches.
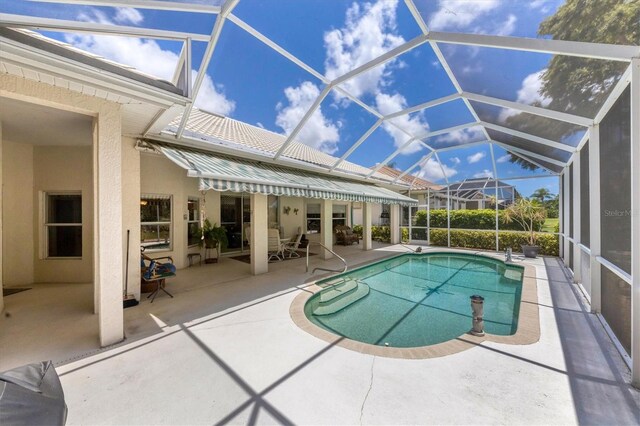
[303,252,524,349]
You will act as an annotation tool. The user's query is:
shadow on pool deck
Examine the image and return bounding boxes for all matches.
[543,257,639,425]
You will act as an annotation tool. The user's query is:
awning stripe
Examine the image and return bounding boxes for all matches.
[153,143,417,206]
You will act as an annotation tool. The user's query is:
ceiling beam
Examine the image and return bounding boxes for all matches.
[480,121,575,153]
[491,140,566,167]
[416,121,479,140]
[383,93,460,120]
[331,34,428,87]
[428,31,640,62]
[463,91,593,127]
[436,140,489,153]
[395,152,433,183]
[175,0,238,139]
[0,13,210,41]
[274,84,333,159]
[594,64,632,125]
[366,137,419,178]
[330,119,383,171]
[227,14,329,84]
[23,0,221,13]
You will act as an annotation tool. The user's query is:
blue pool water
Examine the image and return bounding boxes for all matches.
[304,253,524,348]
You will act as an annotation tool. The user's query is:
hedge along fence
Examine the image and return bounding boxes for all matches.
[428,229,559,256]
[353,224,559,256]
[352,225,409,242]
[414,209,546,231]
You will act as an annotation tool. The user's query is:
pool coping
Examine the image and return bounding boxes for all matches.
[290,250,540,359]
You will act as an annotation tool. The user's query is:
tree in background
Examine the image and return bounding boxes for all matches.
[505,0,640,170]
[531,188,555,203]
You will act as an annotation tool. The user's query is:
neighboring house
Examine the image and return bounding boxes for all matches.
[0,29,416,347]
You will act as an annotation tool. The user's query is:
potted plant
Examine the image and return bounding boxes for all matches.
[502,198,547,258]
[200,219,228,263]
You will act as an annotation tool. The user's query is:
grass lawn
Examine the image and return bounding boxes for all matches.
[541,217,559,233]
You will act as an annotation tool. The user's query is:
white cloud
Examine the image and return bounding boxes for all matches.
[113,7,143,25]
[434,127,484,146]
[428,0,500,31]
[499,69,551,122]
[473,169,494,178]
[66,9,235,116]
[192,70,235,116]
[324,0,404,100]
[467,151,486,164]
[495,14,517,37]
[416,157,457,181]
[375,92,429,154]
[276,81,340,154]
[497,154,511,163]
[450,156,461,165]
[528,0,552,13]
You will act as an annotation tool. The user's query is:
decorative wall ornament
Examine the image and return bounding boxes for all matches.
[283,206,291,215]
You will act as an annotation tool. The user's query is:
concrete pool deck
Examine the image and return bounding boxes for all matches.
[1,243,638,424]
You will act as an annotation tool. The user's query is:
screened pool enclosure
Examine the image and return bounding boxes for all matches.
[1,0,638,386]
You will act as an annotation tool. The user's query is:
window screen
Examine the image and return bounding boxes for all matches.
[601,268,631,354]
[579,141,590,247]
[600,87,631,274]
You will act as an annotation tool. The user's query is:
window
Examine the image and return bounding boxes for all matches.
[333,204,347,230]
[187,197,200,247]
[141,195,172,251]
[45,193,82,258]
[306,203,321,233]
[268,195,279,229]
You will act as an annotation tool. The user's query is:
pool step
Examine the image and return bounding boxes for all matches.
[504,269,523,282]
[314,282,370,316]
[319,279,358,303]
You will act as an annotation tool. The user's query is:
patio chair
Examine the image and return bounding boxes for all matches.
[284,233,303,258]
[335,225,360,246]
[141,248,176,302]
[268,228,284,261]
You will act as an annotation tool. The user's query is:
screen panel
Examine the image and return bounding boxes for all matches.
[600,88,631,273]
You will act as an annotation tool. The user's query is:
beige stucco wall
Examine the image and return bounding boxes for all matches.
[0,121,4,312]
[122,137,141,298]
[140,153,213,270]
[33,146,93,283]
[2,140,34,286]
[279,196,305,238]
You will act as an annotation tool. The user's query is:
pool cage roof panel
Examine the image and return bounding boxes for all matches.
[0,0,637,191]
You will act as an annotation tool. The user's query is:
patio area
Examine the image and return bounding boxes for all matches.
[2,244,637,425]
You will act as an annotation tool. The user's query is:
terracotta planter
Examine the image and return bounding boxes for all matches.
[521,245,540,258]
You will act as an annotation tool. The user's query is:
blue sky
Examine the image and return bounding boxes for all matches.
[1,0,576,197]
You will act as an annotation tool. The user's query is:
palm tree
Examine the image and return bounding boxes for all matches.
[531,188,554,203]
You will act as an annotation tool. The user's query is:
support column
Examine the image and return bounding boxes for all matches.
[629,57,640,387]
[363,202,372,250]
[495,180,499,252]
[447,187,451,247]
[94,108,124,347]
[250,193,268,275]
[427,188,430,245]
[589,125,602,313]
[559,175,564,259]
[122,138,141,300]
[320,199,333,260]
[563,167,571,267]
[573,152,582,283]
[390,204,400,245]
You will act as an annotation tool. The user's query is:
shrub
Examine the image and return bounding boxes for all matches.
[350,225,408,243]
[428,229,559,256]
[413,209,545,231]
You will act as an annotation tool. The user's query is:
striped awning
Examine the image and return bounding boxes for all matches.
[153,143,417,206]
